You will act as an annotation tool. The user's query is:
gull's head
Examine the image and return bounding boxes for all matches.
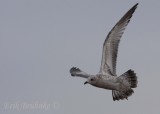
[84,76,98,85]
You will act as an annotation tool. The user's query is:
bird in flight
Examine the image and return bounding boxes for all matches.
[70,3,138,101]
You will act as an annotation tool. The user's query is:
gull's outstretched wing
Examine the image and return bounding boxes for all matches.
[99,3,138,75]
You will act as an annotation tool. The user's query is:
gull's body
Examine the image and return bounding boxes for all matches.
[70,3,138,101]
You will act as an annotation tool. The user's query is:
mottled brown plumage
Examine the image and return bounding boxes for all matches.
[70,3,138,101]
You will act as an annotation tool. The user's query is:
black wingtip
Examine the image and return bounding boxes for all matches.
[133,3,139,9]
[70,67,81,76]
[131,3,139,12]
[135,3,139,6]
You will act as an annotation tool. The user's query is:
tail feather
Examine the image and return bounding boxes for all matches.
[112,69,137,101]
[122,69,138,88]
[112,89,134,101]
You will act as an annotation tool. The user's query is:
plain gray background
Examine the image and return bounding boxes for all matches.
[0,0,160,114]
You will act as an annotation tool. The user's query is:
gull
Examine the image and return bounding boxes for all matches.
[70,3,138,101]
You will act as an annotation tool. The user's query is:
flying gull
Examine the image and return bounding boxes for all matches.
[70,3,138,101]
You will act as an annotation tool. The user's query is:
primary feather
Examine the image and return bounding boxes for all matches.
[100,3,138,75]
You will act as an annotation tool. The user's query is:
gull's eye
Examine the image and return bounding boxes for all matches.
[90,78,94,81]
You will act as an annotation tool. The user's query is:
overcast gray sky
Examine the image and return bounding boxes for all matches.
[0,0,160,114]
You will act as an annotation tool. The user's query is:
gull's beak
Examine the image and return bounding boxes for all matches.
[84,81,88,85]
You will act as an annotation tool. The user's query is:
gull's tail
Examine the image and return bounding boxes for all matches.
[112,69,138,101]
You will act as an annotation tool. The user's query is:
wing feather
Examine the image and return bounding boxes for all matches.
[100,3,138,75]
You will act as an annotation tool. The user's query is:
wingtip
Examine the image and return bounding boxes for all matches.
[70,67,81,76]
[135,3,139,6]
[134,3,139,8]
[129,3,139,12]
